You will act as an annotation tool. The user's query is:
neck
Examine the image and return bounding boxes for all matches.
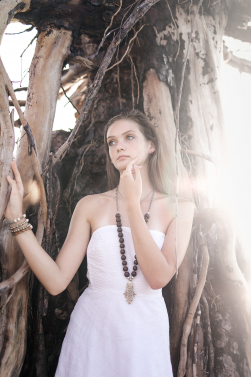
[118,164,154,201]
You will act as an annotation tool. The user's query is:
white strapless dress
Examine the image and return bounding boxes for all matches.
[54,225,173,377]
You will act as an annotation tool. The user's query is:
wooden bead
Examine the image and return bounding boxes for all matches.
[115,204,155,281]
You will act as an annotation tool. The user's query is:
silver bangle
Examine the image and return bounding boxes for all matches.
[5,214,26,225]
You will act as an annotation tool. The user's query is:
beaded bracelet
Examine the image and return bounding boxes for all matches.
[9,219,29,230]
[10,220,30,231]
[5,214,26,225]
[11,223,33,236]
[10,221,30,232]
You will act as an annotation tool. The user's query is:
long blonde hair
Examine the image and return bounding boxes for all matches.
[104,109,170,194]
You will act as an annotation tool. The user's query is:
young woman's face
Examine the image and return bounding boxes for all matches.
[106,119,155,172]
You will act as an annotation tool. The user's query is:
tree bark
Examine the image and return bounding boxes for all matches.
[0,27,72,377]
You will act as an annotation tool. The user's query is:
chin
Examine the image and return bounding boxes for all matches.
[115,162,127,171]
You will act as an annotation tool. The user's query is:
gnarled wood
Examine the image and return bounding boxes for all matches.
[194,207,251,371]
[0,0,30,44]
[175,4,229,207]
[0,74,14,226]
[143,68,191,198]
[0,0,250,376]
[177,237,209,377]
[0,58,48,226]
[0,0,31,226]
[0,28,72,377]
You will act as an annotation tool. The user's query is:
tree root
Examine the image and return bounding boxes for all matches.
[201,293,215,377]
[177,234,209,377]
[0,261,29,294]
[193,207,251,371]
[193,305,202,377]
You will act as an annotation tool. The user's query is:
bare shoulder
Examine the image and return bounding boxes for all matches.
[76,189,115,216]
[154,191,195,219]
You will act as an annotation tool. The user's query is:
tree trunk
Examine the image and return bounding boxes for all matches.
[0,11,72,375]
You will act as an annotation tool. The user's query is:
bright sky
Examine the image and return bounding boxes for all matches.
[1,22,251,252]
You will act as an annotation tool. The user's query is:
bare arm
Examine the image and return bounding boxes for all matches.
[120,157,194,289]
[127,200,194,289]
[5,160,91,296]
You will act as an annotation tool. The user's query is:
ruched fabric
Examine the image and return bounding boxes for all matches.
[55,225,173,377]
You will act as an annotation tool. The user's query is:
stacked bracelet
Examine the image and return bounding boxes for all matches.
[9,219,29,232]
[9,218,29,230]
[10,222,33,236]
[6,215,33,236]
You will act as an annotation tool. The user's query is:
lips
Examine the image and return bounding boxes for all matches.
[117,155,129,160]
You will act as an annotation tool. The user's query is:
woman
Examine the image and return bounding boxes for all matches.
[5,109,194,376]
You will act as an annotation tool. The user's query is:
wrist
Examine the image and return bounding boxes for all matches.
[125,200,141,212]
[5,213,25,224]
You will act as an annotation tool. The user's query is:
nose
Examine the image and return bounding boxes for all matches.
[116,141,125,152]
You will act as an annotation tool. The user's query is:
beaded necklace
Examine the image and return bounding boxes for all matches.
[115,186,155,304]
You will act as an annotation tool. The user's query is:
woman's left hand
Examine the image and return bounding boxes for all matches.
[119,157,142,207]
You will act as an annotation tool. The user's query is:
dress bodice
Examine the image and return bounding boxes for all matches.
[86,225,165,297]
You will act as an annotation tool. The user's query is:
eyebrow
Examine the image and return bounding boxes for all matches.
[107,130,136,140]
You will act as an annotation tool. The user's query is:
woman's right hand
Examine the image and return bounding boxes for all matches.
[4,160,24,222]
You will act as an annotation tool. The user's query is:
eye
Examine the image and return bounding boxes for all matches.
[126,135,134,140]
[108,140,115,147]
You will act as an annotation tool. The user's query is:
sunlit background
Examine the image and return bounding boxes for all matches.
[1,22,251,252]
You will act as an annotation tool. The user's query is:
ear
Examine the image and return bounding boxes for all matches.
[148,141,155,154]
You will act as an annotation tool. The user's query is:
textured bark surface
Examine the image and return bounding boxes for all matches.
[0,25,72,377]
[0,0,250,376]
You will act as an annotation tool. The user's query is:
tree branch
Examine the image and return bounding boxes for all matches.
[223,43,251,75]
[47,0,162,170]
[0,57,47,226]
